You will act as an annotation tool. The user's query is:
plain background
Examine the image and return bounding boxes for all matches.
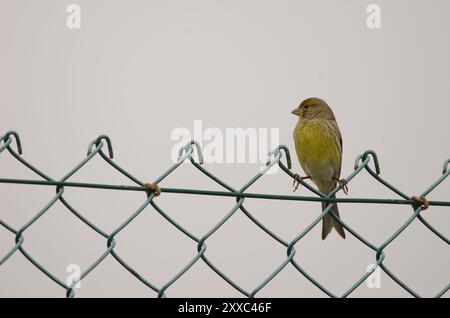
[0,0,449,297]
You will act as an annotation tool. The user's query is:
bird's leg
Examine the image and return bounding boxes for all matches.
[333,177,348,195]
[293,174,311,192]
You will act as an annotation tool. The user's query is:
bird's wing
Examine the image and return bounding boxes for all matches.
[331,120,343,178]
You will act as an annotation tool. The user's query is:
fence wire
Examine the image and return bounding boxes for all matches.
[0,130,449,298]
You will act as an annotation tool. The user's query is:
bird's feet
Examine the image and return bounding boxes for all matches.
[333,177,349,195]
[292,174,311,192]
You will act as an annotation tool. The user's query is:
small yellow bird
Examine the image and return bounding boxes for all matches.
[292,98,347,239]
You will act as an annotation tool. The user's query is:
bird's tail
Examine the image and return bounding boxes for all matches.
[321,198,346,240]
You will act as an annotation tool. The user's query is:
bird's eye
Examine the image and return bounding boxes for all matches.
[304,105,309,109]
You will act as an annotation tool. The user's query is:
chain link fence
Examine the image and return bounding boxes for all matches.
[0,130,449,298]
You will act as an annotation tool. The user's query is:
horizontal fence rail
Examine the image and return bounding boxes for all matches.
[0,130,449,298]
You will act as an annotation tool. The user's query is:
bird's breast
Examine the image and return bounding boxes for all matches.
[294,120,341,184]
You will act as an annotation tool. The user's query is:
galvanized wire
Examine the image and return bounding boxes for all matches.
[0,130,448,298]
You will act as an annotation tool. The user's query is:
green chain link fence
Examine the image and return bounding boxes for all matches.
[0,130,449,298]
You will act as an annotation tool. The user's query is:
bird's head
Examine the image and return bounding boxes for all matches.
[291,97,335,121]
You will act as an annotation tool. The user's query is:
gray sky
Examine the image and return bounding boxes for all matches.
[0,0,449,297]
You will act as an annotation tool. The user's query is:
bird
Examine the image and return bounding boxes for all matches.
[291,97,347,239]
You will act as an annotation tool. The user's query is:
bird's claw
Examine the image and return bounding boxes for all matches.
[292,174,310,192]
[334,177,349,195]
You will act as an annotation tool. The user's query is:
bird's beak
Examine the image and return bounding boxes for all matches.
[291,108,300,116]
